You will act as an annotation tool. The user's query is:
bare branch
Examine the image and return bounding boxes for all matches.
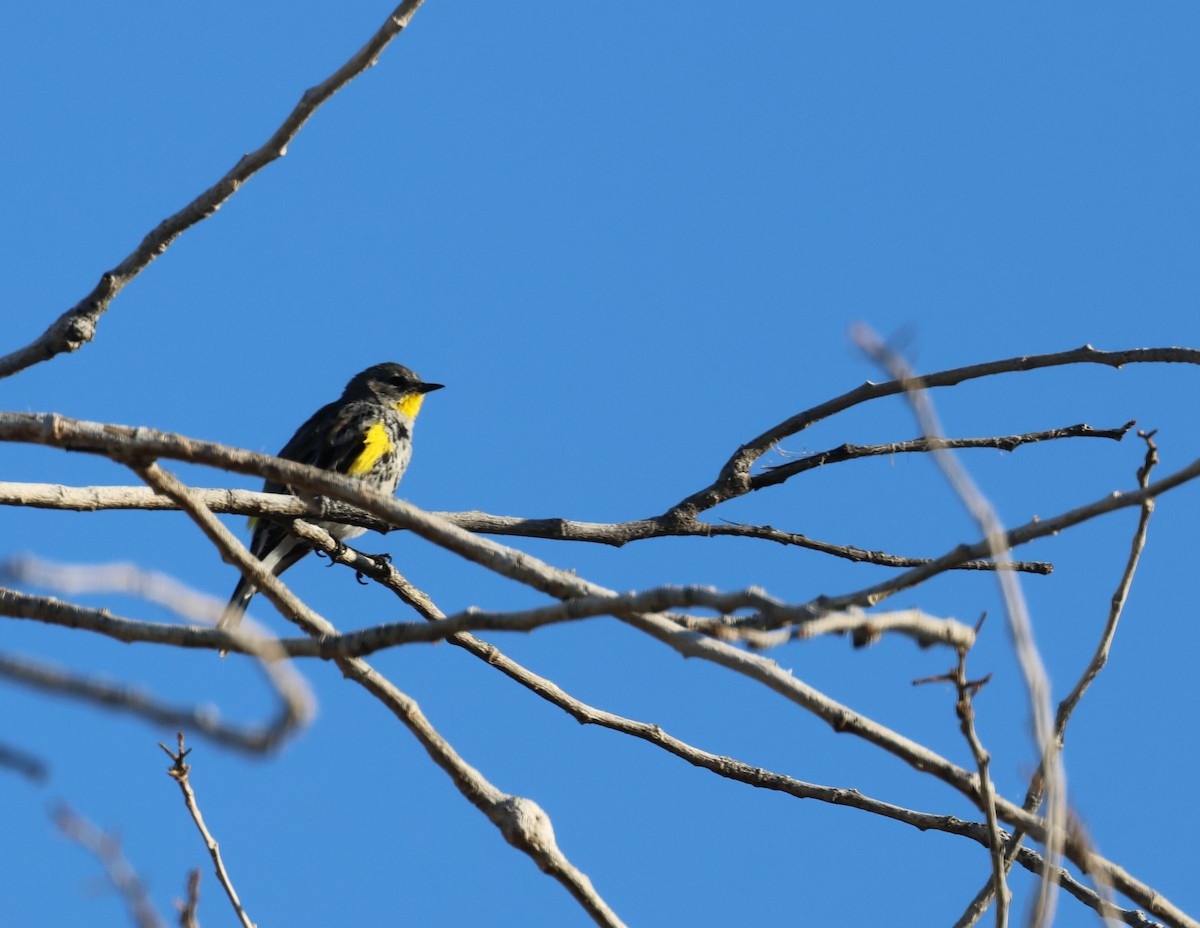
[160,735,253,928]
[941,651,1010,926]
[0,481,1050,573]
[0,412,1190,602]
[963,431,1164,926]
[758,445,1200,625]
[701,520,1050,573]
[1056,430,1158,734]
[754,422,1134,490]
[0,0,429,379]
[0,741,48,782]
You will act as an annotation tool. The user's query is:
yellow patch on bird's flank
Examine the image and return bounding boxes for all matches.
[347,421,393,476]
[396,392,426,419]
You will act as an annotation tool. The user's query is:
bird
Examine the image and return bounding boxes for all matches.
[219,362,443,631]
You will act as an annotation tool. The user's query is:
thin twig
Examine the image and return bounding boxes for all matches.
[160,735,253,928]
[755,423,1134,489]
[917,647,1010,927]
[0,0,429,379]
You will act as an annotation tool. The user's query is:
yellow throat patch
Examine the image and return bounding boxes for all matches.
[396,392,426,419]
[347,421,393,477]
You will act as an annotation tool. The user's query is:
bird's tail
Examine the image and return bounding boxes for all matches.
[219,575,257,633]
[216,535,307,655]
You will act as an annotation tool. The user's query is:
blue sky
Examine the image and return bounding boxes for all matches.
[3,3,1199,925]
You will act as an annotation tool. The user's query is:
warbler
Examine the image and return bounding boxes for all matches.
[219,362,443,630]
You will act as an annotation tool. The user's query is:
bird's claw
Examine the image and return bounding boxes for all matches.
[353,552,391,586]
[322,538,350,566]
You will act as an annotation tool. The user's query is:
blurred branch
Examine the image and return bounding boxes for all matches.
[160,735,253,928]
[0,555,314,752]
[0,741,48,782]
[856,326,1064,927]
[0,649,298,755]
[175,870,201,928]
[0,0,429,380]
[55,804,167,928]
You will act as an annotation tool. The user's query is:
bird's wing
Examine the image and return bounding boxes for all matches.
[262,399,376,495]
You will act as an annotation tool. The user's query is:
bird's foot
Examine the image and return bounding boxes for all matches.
[354,551,392,585]
[317,538,350,565]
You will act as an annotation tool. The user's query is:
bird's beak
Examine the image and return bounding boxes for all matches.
[419,382,445,394]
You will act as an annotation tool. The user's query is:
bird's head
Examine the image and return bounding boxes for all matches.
[347,363,444,418]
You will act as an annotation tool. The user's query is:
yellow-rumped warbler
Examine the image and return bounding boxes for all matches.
[219,362,443,630]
